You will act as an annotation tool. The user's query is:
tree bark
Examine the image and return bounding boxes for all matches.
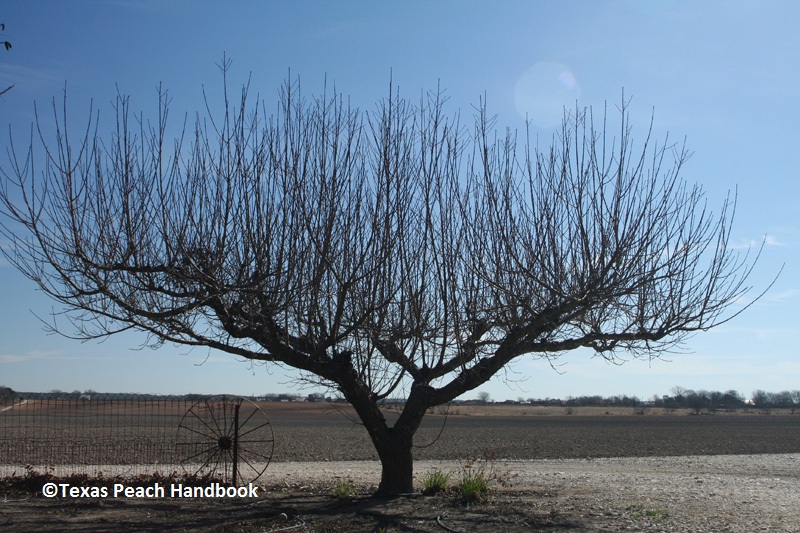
[373,426,415,497]
[369,384,431,496]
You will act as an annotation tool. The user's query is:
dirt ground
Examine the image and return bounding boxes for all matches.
[0,489,594,532]
[2,404,799,532]
[0,486,628,532]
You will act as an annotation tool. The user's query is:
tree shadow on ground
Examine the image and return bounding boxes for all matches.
[1,486,598,532]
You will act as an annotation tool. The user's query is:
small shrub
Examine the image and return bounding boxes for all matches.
[333,478,358,499]
[421,469,450,495]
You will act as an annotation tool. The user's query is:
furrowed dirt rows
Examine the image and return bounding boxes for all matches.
[265,404,800,461]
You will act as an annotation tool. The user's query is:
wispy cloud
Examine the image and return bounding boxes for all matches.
[0,64,62,93]
[0,350,62,363]
[704,324,796,341]
[730,234,783,250]
[765,235,783,246]
[767,288,800,303]
[0,350,106,363]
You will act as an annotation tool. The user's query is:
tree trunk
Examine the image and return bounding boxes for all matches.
[341,379,429,497]
[373,426,414,497]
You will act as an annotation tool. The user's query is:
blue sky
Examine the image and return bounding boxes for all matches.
[0,0,797,401]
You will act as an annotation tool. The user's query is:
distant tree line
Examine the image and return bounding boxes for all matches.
[654,387,800,413]
[748,389,800,412]
[563,394,643,408]
[500,387,800,413]
[0,387,343,403]
[654,387,747,413]
[0,388,210,401]
[2,386,798,412]
[542,388,799,413]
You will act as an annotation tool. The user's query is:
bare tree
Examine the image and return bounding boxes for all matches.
[0,69,767,495]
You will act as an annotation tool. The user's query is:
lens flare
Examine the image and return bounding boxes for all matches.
[514,62,581,128]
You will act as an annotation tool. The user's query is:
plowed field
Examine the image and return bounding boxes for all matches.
[265,403,800,461]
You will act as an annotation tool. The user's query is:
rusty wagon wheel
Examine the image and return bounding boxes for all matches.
[175,395,273,485]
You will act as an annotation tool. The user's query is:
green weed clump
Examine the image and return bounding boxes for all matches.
[627,503,669,519]
[458,469,490,502]
[455,451,519,502]
[333,478,358,499]
[421,469,450,495]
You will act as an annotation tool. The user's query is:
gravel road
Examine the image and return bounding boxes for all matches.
[266,453,800,532]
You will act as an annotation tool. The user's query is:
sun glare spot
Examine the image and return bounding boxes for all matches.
[514,61,581,129]
[558,71,577,90]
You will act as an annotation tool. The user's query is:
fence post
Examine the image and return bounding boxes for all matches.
[232,401,240,486]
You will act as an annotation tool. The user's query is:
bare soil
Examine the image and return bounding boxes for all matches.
[267,404,800,462]
[2,404,799,532]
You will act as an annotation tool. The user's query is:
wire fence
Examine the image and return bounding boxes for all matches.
[0,393,273,482]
